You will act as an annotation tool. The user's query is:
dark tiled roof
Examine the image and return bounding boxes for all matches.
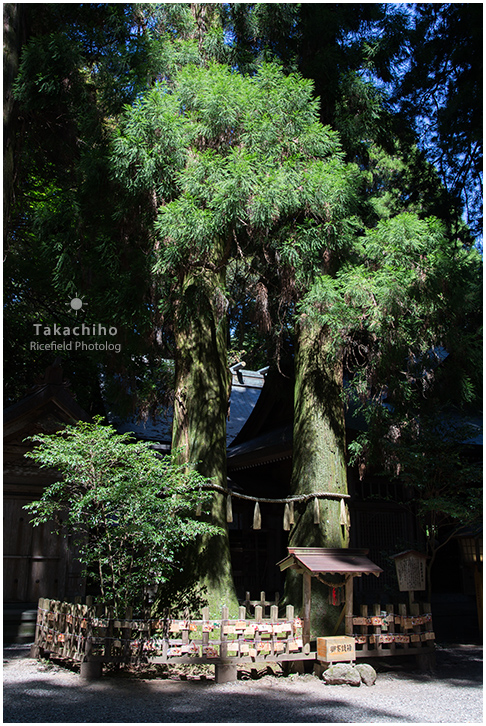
[227,423,292,470]
[227,384,263,444]
[110,368,266,447]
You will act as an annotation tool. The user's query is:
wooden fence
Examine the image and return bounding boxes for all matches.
[32,595,435,677]
[241,591,279,616]
[32,595,314,670]
[352,602,435,659]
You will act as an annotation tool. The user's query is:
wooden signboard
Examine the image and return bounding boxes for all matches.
[317,636,356,663]
[392,551,427,592]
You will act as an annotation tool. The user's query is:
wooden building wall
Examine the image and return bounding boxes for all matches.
[3,364,88,605]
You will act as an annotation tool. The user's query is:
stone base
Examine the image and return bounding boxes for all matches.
[214,665,237,683]
[355,663,377,686]
[415,650,436,672]
[29,644,42,659]
[281,659,305,676]
[323,663,361,686]
[322,663,377,687]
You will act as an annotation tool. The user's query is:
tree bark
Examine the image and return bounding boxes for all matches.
[190,3,218,56]
[172,243,238,616]
[3,3,25,243]
[285,315,349,636]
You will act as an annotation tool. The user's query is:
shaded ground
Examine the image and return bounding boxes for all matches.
[3,642,483,723]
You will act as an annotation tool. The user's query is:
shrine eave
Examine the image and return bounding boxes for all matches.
[277,547,383,578]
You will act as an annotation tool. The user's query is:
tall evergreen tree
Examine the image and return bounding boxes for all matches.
[3,4,181,413]
[7,3,481,624]
[112,61,359,614]
[221,3,481,630]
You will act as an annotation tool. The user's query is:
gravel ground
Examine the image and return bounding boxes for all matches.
[2,643,483,724]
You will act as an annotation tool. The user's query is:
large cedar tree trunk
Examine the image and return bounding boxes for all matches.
[172,255,239,616]
[285,316,350,636]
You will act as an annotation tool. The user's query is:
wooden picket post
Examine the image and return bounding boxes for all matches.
[80,596,102,680]
[103,605,112,662]
[386,603,395,654]
[415,601,436,671]
[61,601,71,659]
[30,597,43,658]
[74,600,85,661]
[201,606,210,657]
[238,605,246,658]
[121,606,133,664]
[215,606,237,683]
[397,603,408,653]
[372,603,382,656]
[359,604,369,654]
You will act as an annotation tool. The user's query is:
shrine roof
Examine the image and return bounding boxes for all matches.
[277,547,383,577]
[3,360,90,443]
[390,549,428,561]
[108,364,266,447]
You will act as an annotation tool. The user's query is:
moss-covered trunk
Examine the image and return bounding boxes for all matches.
[285,316,349,636]
[172,248,238,616]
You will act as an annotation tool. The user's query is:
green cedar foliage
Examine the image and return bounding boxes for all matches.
[302,213,482,416]
[4,3,230,415]
[222,3,407,142]
[395,3,483,237]
[24,418,219,615]
[5,3,156,409]
[112,60,359,376]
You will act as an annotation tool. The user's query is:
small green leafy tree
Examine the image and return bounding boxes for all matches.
[24,417,221,615]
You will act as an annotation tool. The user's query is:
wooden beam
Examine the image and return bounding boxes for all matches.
[345,575,354,636]
[303,571,311,645]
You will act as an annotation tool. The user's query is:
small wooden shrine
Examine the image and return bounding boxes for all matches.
[277,547,383,643]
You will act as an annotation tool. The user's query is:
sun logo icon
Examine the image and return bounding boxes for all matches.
[66,294,87,315]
